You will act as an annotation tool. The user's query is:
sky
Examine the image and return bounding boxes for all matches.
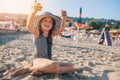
[0,0,120,20]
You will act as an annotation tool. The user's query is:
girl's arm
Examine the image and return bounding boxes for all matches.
[27,3,42,36]
[52,10,67,37]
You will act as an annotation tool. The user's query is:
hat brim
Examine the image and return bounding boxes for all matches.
[34,14,61,30]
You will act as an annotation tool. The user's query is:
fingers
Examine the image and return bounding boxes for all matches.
[34,3,42,8]
[61,10,67,17]
[32,3,43,12]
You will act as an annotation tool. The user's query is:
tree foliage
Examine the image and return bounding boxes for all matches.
[68,16,120,30]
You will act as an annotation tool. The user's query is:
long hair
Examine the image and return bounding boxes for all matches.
[38,17,56,37]
[38,17,55,59]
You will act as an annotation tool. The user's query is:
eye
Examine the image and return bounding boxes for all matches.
[43,19,47,22]
[49,20,53,24]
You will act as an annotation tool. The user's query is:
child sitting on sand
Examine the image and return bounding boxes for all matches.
[10,2,74,76]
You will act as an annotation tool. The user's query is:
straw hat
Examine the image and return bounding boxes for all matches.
[34,12,61,30]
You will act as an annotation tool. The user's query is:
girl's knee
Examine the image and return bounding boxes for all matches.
[50,62,60,73]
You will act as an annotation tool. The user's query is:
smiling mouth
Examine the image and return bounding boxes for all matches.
[44,25,50,28]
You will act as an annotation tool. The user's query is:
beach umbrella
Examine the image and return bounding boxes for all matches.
[90,30,101,35]
[98,21,112,46]
[66,19,73,27]
[110,30,120,35]
[75,8,92,30]
[66,19,73,23]
[104,21,112,46]
[75,7,83,28]
[70,27,77,30]
[81,25,93,29]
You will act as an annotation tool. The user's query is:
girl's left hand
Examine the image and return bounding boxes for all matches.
[61,10,67,19]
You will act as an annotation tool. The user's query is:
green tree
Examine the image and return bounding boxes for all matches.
[88,21,102,30]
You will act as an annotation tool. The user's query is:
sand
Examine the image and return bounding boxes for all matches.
[0,33,120,80]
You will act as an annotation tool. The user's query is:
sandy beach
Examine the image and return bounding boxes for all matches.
[0,33,120,80]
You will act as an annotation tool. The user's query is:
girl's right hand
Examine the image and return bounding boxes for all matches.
[32,3,42,13]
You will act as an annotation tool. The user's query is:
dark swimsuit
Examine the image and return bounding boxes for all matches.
[34,34,52,59]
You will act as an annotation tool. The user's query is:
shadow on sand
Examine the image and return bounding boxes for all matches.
[0,31,30,45]
[0,34,21,45]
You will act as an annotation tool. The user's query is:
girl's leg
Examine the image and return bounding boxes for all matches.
[30,69,42,76]
[31,58,60,75]
[10,68,31,76]
[32,59,74,74]
[59,63,74,74]
[40,62,60,74]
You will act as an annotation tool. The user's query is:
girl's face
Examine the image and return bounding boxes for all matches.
[41,17,53,31]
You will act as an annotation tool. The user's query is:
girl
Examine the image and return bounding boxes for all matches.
[10,3,74,76]
[27,3,66,59]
